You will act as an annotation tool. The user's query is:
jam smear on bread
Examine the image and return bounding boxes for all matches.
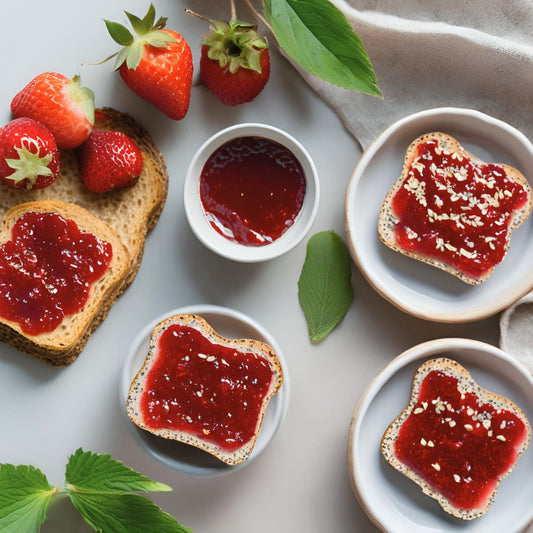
[381,358,531,520]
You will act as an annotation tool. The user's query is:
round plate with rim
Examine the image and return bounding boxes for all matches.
[347,338,533,533]
[345,107,533,323]
[120,304,290,476]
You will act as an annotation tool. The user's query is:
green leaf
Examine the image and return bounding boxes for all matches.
[69,492,192,533]
[263,0,382,96]
[65,449,172,494]
[0,464,57,533]
[104,20,133,46]
[298,231,353,343]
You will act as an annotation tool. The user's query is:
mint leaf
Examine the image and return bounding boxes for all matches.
[0,464,57,533]
[298,230,353,342]
[65,449,171,494]
[69,492,191,533]
[263,0,382,96]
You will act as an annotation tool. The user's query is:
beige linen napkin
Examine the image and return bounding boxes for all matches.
[188,1,533,371]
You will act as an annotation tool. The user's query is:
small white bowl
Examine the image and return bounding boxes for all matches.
[184,123,319,262]
[120,305,290,476]
[347,338,533,533]
[345,107,533,322]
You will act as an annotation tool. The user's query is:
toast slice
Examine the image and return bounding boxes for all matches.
[0,108,168,364]
[0,201,130,365]
[0,107,168,287]
[381,358,531,520]
[378,132,532,284]
[127,313,284,465]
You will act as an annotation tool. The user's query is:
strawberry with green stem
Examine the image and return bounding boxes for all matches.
[187,0,271,106]
[11,72,95,150]
[104,4,193,120]
[0,118,60,190]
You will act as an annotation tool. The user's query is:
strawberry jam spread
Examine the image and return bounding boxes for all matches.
[392,139,529,280]
[199,136,306,246]
[140,324,275,452]
[394,370,528,510]
[0,212,112,335]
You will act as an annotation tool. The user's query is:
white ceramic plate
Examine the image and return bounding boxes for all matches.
[120,305,290,475]
[184,123,319,262]
[345,108,533,322]
[347,338,533,533]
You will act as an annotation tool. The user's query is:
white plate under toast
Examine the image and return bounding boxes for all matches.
[120,305,290,475]
[345,107,533,322]
[347,338,533,533]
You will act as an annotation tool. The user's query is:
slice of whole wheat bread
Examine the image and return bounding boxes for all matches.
[0,108,168,364]
[378,132,533,284]
[381,358,531,520]
[126,313,284,466]
[0,201,130,365]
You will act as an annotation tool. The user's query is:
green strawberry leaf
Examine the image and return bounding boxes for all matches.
[125,11,148,36]
[0,464,58,533]
[104,20,134,46]
[69,492,191,533]
[65,449,172,494]
[263,0,382,96]
[298,230,353,343]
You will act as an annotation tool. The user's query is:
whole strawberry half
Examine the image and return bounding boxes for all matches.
[0,117,60,190]
[105,4,193,120]
[77,131,143,193]
[11,72,95,150]
[199,19,270,106]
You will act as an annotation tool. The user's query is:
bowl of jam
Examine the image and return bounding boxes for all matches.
[184,123,319,262]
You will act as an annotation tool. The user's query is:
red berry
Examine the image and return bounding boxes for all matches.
[0,117,60,190]
[105,5,193,120]
[198,19,270,106]
[11,72,95,149]
[77,131,143,193]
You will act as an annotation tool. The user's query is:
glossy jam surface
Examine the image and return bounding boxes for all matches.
[0,212,112,335]
[391,140,529,279]
[199,136,306,246]
[394,370,528,510]
[140,324,275,452]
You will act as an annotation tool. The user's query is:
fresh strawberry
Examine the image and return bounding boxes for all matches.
[195,16,270,106]
[0,118,60,190]
[10,72,95,150]
[77,131,143,193]
[104,4,193,120]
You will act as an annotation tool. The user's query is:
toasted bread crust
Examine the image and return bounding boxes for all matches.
[0,201,130,365]
[0,108,168,364]
[127,314,284,465]
[378,132,533,285]
[381,358,531,519]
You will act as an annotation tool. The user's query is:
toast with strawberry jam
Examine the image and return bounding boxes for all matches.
[381,358,531,519]
[0,201,129,365]
[378,132,532,284]
[127,314,284,465]
[0,108,168,364]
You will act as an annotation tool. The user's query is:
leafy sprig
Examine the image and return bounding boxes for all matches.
[0,449,191,533]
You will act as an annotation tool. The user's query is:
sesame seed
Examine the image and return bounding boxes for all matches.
[464,424,473,431]
[427,440,435,447]
[414,407,424,414]
[454,474,461,483]
[449,420,456,427]
[420,438,427,446]
[431,463,441,471]
[500,421,506,429]
[496,435,506,441]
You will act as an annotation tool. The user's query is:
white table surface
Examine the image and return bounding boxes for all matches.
[0,1,509,532]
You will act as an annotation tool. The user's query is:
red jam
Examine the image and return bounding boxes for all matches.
[391,140,529,279]
[199,136,306,246]
[0,211,112,335]
[394,370,529,510]
[140,324,275,452]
